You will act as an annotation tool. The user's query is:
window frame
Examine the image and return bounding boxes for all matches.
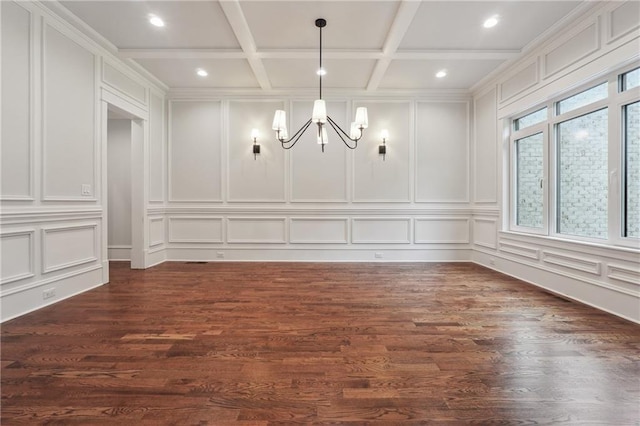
[507,62,640,249]
[510,121,549,236]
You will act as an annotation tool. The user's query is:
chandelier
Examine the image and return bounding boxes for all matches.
[271,18,369,152]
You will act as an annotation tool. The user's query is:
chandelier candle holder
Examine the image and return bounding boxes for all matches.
[272,18,369,152]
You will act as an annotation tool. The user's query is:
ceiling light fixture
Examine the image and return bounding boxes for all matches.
[436,70,447,78]
[196,68,208,77]
[483,15,499,29]
[272,19,369,153]
[148,14,165,27]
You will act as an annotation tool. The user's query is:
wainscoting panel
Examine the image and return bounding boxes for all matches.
[414,217,469,244]
[148,92,165,203]
[1,1,32,200]
[352,101,411,202]
[352,218,411,244]
[415,101,469,203]
[43,23,96,200]
[499,60,538,103]
[290,100,349,202]
[149,217,165,248]
[542,250,602,276]
[473,88,498,204]
[607,1,640,43]
[169,216,223,243]
[41,224,98,274]
[227,218,287,243]
[473,218,497,249]
[227,100,286,202]
[169,100,222,202]
[290,218,349,244]
[1,230,35,285]
[543,20,599,78]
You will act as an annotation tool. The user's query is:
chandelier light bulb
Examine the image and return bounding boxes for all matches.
[436,70,447,78]
[317,68,327,76]
[196,68,208,77]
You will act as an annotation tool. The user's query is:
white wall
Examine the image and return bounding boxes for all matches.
[471,1,640,323]
[162,95,473,262]
[0,1,167,322]
[107,119,132,260]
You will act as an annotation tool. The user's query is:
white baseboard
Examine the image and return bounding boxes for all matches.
[164,247,473,263]
[472,250,640,324]
[1,266,104,323]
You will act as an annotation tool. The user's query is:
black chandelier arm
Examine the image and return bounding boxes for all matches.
[277,118,313,150]
[326,116,359,150]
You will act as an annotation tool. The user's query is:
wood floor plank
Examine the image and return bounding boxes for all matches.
[2,261,639,424]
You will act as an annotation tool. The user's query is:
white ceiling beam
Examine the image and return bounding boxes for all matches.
[366,0,421,91]
[219,0,272,90]
[119,47,518,62]
[257,50,385,60]
[119,49,246,59]
[394,50,521,61]
[120,48,519,61]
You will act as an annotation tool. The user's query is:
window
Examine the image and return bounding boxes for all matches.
[624,101,639,238]
[516,132,544,229]
[557,82,608,114]
[557,108,608,239]
[514,108,547,131]
[509,64,640,246]
[621,68,640,91]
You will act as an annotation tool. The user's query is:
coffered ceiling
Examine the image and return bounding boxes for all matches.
[59,0,586,92]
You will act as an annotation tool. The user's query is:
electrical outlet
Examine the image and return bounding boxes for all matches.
[374,252,383,259]
[81,184,91,196]
[42,288,56,300]
[216,252,225,259]
[489,257,496,265]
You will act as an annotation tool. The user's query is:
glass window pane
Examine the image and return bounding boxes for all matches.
[624,101,640,238]
[514,108,547,131]
[622,68,640,91]
[557,108,608,239]
[516,132,544,228]
[557,83,608,115]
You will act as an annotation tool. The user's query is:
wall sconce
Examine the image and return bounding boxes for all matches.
[251,128,260,160]
[379,129,388,161]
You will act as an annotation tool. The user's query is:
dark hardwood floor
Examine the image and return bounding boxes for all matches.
[2,262,639,424]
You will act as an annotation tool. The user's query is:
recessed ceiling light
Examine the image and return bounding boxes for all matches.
[148,14,165,27]
[196,68,208,77]
[436,70,447,78]
[316,68,327,76]
[483,15,499,29]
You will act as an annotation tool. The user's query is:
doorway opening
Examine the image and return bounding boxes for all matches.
[105,103,145,273]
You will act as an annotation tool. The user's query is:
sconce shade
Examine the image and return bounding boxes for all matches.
[312,100,327,124]
[355,107,369,129]
[272,110,287,131]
